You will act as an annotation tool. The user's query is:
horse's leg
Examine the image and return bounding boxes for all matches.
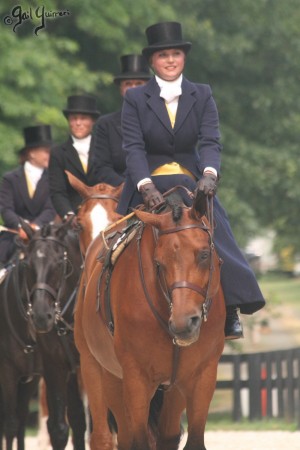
[0,366,20,450]
[66,372,86,450]
[43,366,69,450]
[37,378,51,450]
[121,372,155,450]
[78,351,115,450]
[16,376,39,450]
[183,361,219,450]
[0,386,4,450]
[100,369,133,450]
[156,387,185,450]
[74,275,114,450]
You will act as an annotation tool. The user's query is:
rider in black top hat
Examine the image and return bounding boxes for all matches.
[91,54,151,186]
[48,94,101,221]
[118,21,266,339]
[0,124,56,281]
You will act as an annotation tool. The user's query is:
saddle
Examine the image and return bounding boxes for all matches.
[96,220,141,334]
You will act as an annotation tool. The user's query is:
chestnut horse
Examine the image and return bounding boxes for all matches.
[65,171,123,258]
[75,190,225,450]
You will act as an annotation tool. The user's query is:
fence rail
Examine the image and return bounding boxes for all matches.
[217,347,300,428]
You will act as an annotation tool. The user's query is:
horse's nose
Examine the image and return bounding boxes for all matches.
[30,310,54,333]
[169,313,201,341]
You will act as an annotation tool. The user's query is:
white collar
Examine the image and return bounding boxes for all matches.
[24,161,44,187]
[72,135,91,148]
[155,74,183,103]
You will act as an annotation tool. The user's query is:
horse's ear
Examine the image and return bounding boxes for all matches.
[134,209,163,229]
[55,220,71,241]
[190,190,207,220]
[65,170,90,199]
[113,182,125,198]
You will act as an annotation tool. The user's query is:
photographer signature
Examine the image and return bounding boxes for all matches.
[3,5,70,35]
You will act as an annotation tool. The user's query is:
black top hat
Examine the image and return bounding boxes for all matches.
[142,22,192,59]
[113,54,152,84]
[63,94,100,118]
[23,125,52,149]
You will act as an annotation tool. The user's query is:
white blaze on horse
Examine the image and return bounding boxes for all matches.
[65,171,123,256]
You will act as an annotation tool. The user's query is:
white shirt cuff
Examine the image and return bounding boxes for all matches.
[204,167,218,177]
[137,178,152,191]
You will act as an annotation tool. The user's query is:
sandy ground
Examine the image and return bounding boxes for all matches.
[21,431,300,449]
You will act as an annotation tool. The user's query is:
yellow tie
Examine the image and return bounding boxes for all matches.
[165,103,176,128]
[25,172,35,198]
[79,156,87,174]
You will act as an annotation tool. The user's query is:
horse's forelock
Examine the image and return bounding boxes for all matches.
[165,192,184,224]
[41,223,52,238]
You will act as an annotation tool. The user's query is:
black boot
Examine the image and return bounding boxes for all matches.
[224,306,243,340]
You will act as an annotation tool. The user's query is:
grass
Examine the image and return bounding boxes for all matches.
[205,272,300,430]
[258,273,300,307]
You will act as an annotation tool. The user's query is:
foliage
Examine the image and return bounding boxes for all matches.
[1,0,300,252]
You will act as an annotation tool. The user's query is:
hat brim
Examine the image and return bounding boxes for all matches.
[25,141,53,149]
[63,109,100,118]
[113,73,152,85]
[142,42,192,59]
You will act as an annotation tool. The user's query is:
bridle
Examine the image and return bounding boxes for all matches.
[25,236,76,335]
[79,193,120,206]
[137,220,217,343]
[157,222,215,323]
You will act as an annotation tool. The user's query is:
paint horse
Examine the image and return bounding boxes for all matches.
[75,189,226,450]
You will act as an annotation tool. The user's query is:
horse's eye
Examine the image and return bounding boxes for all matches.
[198,250,210,264]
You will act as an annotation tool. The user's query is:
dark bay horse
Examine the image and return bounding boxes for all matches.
[75,190,226,450]
[0,244,42,450]
[20,221,87,450]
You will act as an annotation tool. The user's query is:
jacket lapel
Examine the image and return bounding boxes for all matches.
[145,77,197,134]
[145,78,174,134]
[16,168,39,214]
[174,77,197,133]
[63,137,86,174]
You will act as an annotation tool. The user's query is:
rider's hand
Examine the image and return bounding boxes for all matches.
[139,182,165,210]
[63,212,79,230]
[18,227,29,240]
[29,223,40,231]
[197,173,218,197]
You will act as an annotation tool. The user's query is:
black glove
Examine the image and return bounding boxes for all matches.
[197,173,218,197]
[63,212,80,230]
[139,182,165,210]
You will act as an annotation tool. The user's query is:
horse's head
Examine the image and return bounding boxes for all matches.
[66,171,123,255]
[135,192,222,347]
[22,221,81,334]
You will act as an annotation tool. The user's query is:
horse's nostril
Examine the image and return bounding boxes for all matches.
[189,315,201,330]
